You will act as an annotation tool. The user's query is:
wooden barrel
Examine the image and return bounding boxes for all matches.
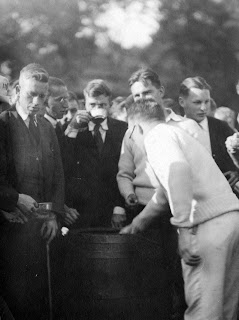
[53,228,171,320]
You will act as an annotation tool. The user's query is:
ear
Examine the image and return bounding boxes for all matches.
[159,86,165,98]
[178,96,185,108]
[16,84,20,94]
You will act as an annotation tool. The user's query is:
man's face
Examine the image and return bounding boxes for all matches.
[47,85,69,119]
[85,94,110,118]
[179,88,211,123]
[68,99,78,114]
[17,78,48,116]
[130,80,164,104]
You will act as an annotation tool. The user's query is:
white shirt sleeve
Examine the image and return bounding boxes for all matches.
[117,131,136,199]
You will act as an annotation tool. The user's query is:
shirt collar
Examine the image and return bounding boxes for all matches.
[88,117,108,131]
[44,113,57,128]
[165,108,183,123]
[199,117,209,131]
[16,102,28,121]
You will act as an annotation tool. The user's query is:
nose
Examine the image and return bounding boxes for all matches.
[200,103,207,111]
[32,96,40,106]
[135,94,144,101]
[63,102,68,109]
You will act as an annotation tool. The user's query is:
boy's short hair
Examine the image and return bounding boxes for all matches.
[68,91,78,102]
[129,68,162,88]
[179,76,211,97]
[19,63,49,84]
[45,77,67,100]
[84,79,111,98]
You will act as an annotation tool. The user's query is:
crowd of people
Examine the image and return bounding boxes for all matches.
[1,63,239,319]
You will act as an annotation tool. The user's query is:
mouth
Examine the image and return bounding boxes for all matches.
[30,107,40,113]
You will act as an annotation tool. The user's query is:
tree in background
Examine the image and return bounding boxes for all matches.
[0,0,106,89]
[0,0,239,106]
[144,0,239,108]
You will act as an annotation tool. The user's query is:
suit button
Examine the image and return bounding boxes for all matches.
[212,154,215,158]
[36,157,39,161]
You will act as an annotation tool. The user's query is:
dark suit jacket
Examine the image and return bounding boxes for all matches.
[208,116,238,173]
[0,108,65,213]
[65,117,127,227]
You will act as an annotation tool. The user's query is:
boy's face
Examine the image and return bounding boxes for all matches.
[179,88,211,123]
[47,85,69,119]
[17,77,48,116]
[84,94,110,119]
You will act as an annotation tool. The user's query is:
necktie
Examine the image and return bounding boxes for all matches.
[29,115,40,145]
[55,122,63,137]
[94,123,104,154]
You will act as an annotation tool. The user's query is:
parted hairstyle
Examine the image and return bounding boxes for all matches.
[68,91,78,102]
[127,99,165,122]
[19,63,49,84]
[47,77,66,97]
[84,79,111,98]
[179,76,211,97]
[128,68,162,88]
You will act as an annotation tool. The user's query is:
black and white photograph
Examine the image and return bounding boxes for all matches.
[1,0,239,319]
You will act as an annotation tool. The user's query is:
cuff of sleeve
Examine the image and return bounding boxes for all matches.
[113,206,126,215]
[64,126,79,138]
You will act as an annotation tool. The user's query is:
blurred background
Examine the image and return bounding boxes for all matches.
[0,0,239,108]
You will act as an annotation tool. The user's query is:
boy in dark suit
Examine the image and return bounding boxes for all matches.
[179,76,239,190]
[65,79,127,227]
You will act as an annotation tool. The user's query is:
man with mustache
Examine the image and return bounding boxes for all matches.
[121,99,239,320]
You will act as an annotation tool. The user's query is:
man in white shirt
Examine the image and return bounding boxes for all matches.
[120,99,239,320]
[179,76,239,190]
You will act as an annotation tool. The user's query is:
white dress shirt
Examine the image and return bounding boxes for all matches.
[88,118,108,142]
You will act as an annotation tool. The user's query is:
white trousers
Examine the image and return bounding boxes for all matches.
[182,211,239,320]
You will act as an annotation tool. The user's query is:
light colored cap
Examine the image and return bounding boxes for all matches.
[0,75,9,103]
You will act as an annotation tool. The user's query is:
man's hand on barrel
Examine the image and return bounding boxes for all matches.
[41,215,58,243]
[63,204,80,226]
[120,215,145,234]
[178,228,201,266]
